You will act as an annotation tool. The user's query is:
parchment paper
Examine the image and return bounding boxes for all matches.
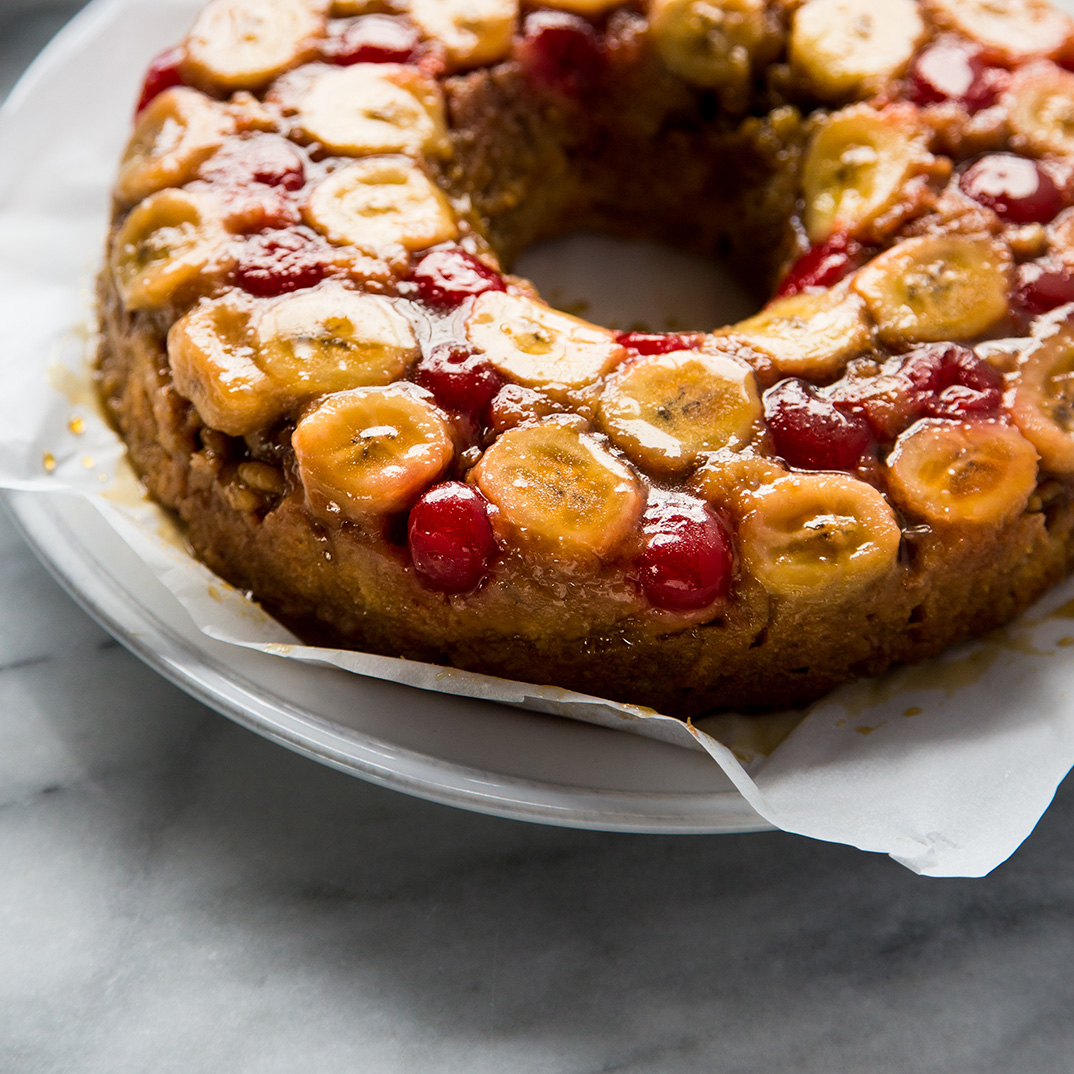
[3,0,1074,876]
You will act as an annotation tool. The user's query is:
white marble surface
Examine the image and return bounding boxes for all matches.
[6,7,1074,1071]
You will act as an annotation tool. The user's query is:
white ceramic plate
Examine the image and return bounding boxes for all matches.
[6,490,767,832]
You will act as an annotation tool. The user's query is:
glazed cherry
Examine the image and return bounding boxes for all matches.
[614,332,691,355]
[1015,261,1074,316]
[764,379,873,471]
[776,232,864,298]
[325,15,420,65]
[959,154,1064,224]
[201,134,307,192]
[413,343,504,417]
[407,248,506,309]
[909,42,1003,114]
[516,11,605,97]
[408,482,497,594]
[135,46,185,115]
[233,229,327,297]
[637,499,733,613]
[900,343,1003,419]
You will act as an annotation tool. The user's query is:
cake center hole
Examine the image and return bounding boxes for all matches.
[513,231,762,335]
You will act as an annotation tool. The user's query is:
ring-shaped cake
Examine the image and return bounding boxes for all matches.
[97,0,1074,716]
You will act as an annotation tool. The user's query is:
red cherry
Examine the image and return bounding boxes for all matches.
[413,343,504,417]
[899,343,1004,419]
[614,332,692,355]
[135,46,185,115]
[233,229,327,297]
[325,15,420,65]
[909,42,1003,113]
[516,11,605,97]
[637,499,733,612]
[1015,261,1074,316]
[764,379,873,471]
[959,153,1064,224]
[776,232,864,298]
[200,134,307,191]
[408,482,497,593]
[408,248,506,309]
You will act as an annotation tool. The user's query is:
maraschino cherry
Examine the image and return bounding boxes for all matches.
[325,15,420,65]
[959,153,1064,224]
[637,498,733,612]
[135,46,185,114]
[234,229,327,297]
[408,482,497,593]
[764,379,873,471]
[516,11,605,97]
[407,249,506,309]
[776,233,864,298]
[909,41,1004,113]
[413,343,504,418]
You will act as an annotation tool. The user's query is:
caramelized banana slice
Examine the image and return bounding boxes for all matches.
[110,189,231,310]
[293,384,454,518]
[887,420,1039,525]
[466,292,625,392]
[255,282,419,392]
[728,289,874,379]
[927,0,1073,63]
[790,0,925,102]
[597,350,761,476]
[116,88,236,206]
[1011,313,1074,472]
[803,104,935,243]
[472,422,644,560]
[408,0,518,69]
[1009,63,1074,157]
[649,0,773,94]
[853,235,1012,346]
[291,64,450,158]
[305,157,458,256]
[182,0,326,91]
[168,284,418,435]
[168,294,279,435]
[740,472,901,598]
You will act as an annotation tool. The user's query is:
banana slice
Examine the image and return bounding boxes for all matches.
[887,420,1039,525]
[168,294,281,435]
[726,288,874,379]
[648,0,772,95]
[182,0,326,91]
[802,104,936,244]
[853,235,1012,346]
[168,284,418,435]
[472,421,645,561]
[790,0,925,102]
[466,292,625,393]
[305,157,458,256]
[255,282,418,393]
[293,384,454,518]
[408,0,518,69]
[740,472,901,598]
[1008,63,1074,158]
[116,88,236,206]
[597,350,761,477]
[290,64,450,159]
[1011,313,1074,472]
[110,189,231,311]
[927,0,1073,63]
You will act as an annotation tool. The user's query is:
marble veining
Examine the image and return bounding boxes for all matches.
[5,7,1074,1071]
